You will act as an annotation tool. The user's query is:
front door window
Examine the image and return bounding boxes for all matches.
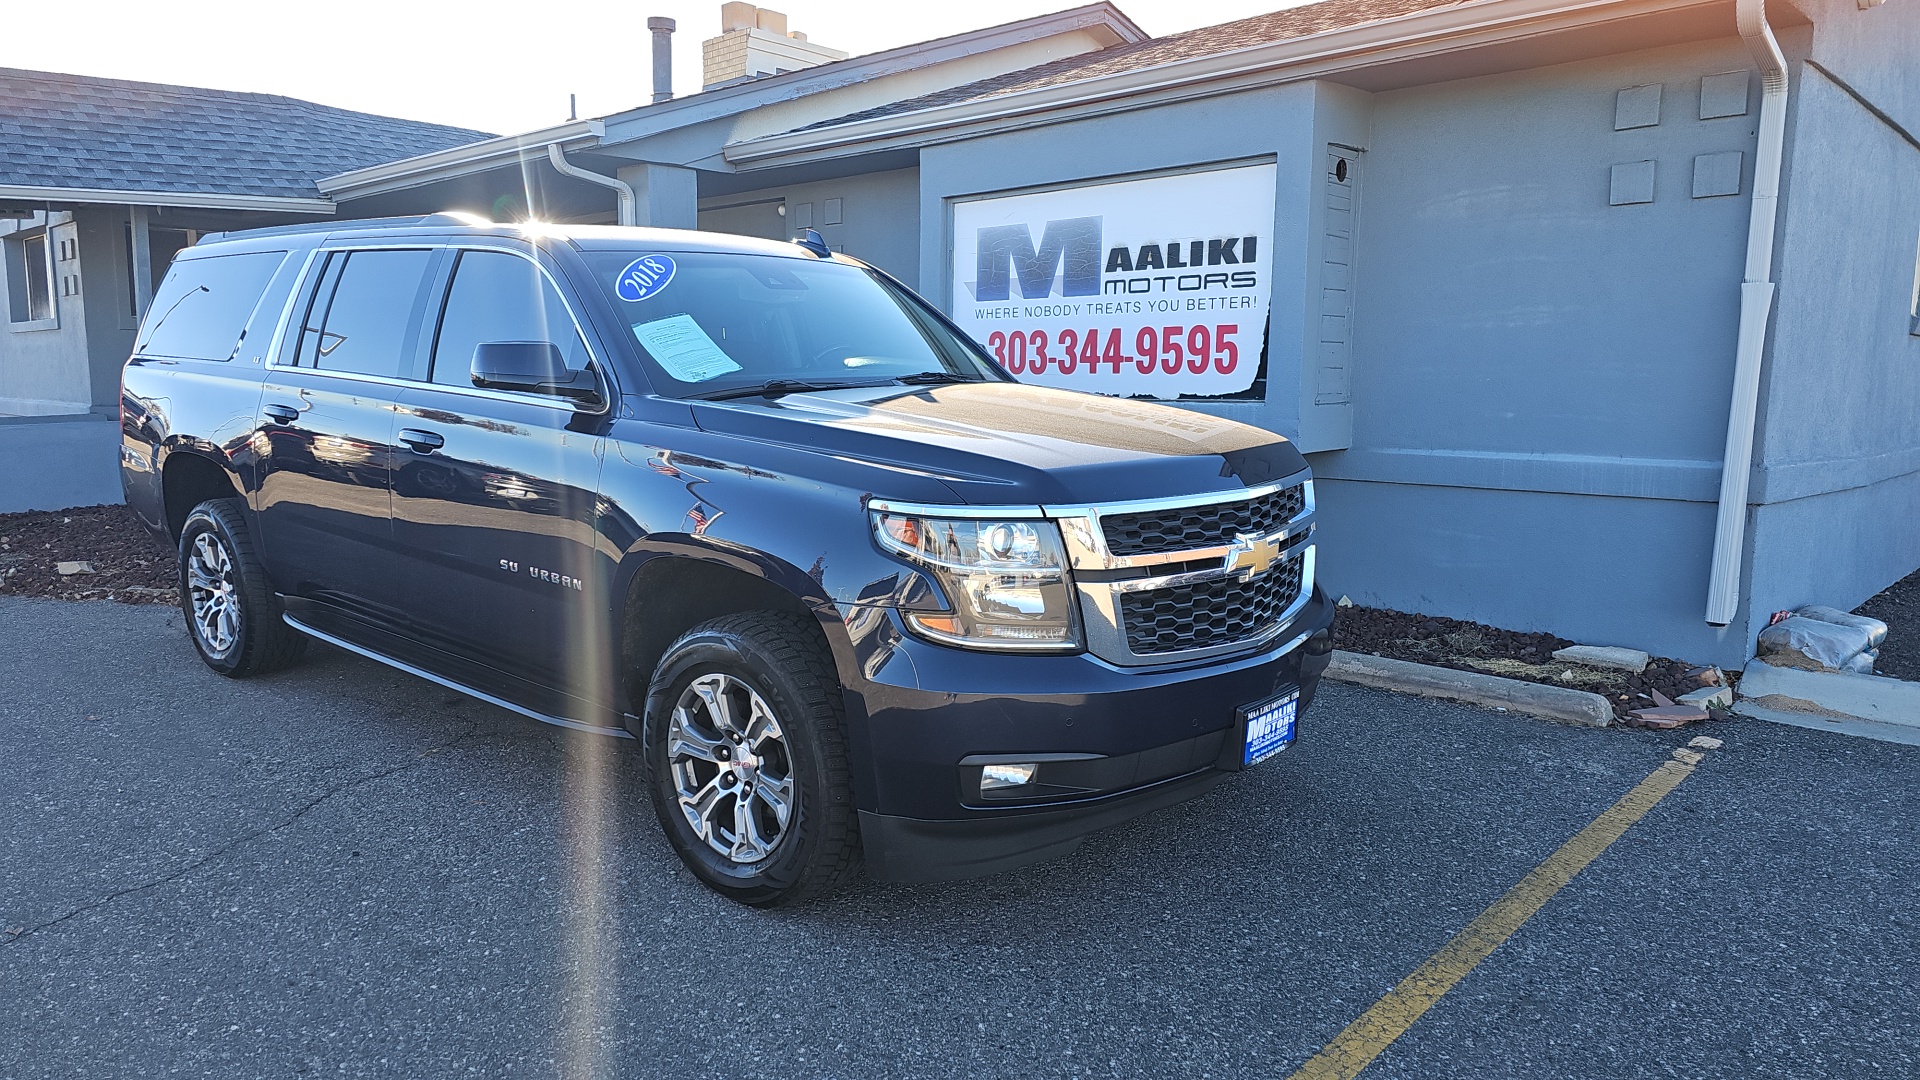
[429,249,593,387]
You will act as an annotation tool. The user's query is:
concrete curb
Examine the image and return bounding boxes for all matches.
[1735,661,1920,746]
[1326,650,1614,727]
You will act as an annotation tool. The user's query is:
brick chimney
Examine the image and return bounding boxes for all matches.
[701,4,847,88]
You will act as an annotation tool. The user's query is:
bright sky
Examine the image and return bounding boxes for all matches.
[4,1,1304,136]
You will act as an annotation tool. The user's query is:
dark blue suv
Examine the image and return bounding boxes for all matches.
[119,215,1335,905]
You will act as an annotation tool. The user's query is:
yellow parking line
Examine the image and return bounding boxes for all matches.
[1286,751,1704,1080]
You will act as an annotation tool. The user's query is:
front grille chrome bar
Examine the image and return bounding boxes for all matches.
[1048,470,1317,667]
[1047,472,1314,572]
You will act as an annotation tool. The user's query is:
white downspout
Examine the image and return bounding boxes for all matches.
[1704,0,1791,626]
[546,143,637,227]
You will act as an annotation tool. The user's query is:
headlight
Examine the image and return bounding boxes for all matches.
[870,510,1080,651]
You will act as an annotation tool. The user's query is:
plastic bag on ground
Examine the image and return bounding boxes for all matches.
[1842,649,1879,675]
[1756,616,1876,671]
[1794,605,1888,649]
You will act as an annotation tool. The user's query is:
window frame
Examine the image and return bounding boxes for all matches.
[6,226,58,331]
[275,242,437,379]
[426,246,597,391]
[288,249,351,370]
[268,239,614,414]
[288,246,441,380]
[417,243,613,413]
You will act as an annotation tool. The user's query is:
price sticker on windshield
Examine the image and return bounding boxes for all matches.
[631,314,741,383]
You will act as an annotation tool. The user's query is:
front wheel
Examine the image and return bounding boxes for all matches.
[642,612,860,906]
[177,499,307,677]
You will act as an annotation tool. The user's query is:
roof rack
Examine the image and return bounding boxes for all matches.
[198,211,492,244]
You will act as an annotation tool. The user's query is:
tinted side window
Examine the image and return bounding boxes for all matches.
[137,251,288,361]
[303,249,434,378]
[291,253,346,369]
[430,250,591,387]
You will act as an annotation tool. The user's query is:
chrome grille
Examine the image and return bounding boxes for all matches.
[1100,483,1307,557]
[1119,550,1307,656]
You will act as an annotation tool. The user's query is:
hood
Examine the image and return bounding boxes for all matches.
[688,382,1305,506]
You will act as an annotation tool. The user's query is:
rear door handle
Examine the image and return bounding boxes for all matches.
[263,403,299,424]
[398,428,445,453]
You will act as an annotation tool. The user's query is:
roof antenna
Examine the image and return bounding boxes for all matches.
[794,228,830,258]
[568,93,577,121]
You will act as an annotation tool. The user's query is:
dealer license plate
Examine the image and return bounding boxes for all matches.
[1242,689,1299,767]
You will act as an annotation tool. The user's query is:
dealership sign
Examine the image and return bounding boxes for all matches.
[950,163,1276,399]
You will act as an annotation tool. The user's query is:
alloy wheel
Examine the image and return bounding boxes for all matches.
[186,531,240,657]
[667,672,797,864]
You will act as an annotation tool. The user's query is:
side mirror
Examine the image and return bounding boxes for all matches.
[470,341,601,405]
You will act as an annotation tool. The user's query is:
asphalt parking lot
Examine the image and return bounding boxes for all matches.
[4,596,1917,1079]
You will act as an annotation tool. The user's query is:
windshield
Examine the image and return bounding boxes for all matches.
[581,250,999,398]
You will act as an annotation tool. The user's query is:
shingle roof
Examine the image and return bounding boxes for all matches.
[799,0,1472,131]
[0,67,492,200]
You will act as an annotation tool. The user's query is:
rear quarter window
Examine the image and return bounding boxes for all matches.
[136,250,288,361]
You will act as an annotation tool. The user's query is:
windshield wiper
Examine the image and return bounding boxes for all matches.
[890,371,979,385]
[690,378,888,401]
[689,372,980,401]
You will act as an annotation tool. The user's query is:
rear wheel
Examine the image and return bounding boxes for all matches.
[177,498,307,677]
[642,611,860,906]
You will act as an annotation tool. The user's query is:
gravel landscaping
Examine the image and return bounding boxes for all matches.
[1331,604,1720,722]
[0,505,175,604]
[1855,567,1920,682]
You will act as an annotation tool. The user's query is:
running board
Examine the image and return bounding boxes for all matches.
[283,614,634,740]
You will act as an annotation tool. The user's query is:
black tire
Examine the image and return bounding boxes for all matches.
[177,498,307,677]
[642,611,861,906]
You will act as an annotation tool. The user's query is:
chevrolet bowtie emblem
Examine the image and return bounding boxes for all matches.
[1226,534,1283,578]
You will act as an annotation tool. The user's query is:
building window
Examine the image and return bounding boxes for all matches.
[6,228,56,327]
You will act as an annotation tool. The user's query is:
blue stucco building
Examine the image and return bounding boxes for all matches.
[11,0,1918,668]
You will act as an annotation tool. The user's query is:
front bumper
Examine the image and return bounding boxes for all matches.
[845,586,1336,882]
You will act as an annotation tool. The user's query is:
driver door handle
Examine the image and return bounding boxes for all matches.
[398,428,445,454]
[262,403,299,424]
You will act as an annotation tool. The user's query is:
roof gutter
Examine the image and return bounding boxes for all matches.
[1703,0,1791,627]
[318,120,604,202]
[0,184,334,214]
[544,143,636,227]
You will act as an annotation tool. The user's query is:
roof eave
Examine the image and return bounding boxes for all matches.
[723,0,1732,168]
[317,120,605,201]
[0,184,335,214]
[311,4,1148,202]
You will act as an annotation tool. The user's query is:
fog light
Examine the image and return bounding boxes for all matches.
[981,763,1037,790]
